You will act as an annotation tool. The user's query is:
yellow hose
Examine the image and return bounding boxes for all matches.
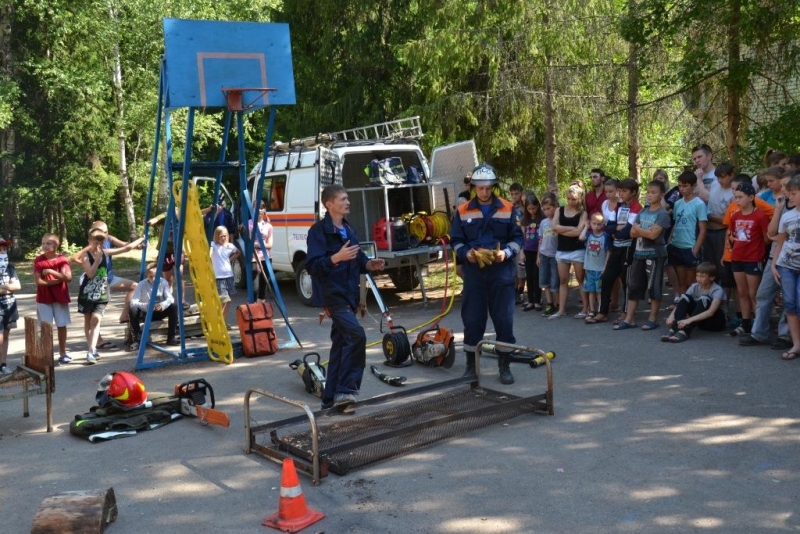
[366,247,457,348]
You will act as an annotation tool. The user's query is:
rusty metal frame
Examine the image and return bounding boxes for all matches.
[244,341,553,485]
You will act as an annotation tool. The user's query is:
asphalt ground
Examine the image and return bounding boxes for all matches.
[2,273,799,533]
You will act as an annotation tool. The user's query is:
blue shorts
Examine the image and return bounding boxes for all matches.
[583,270,602,293]
[538,255,559,291]
[731,261,764,276]
[667,244,700,269]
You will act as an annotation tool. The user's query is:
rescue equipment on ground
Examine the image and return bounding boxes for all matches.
[383,324,456,368]
[382,325,413,367]
[289,352,327,398]
[370,365,406,386]
[481,342,556,368]
[412,325,456,368]
[100,371,148,408]
[236,301,279,357]
[174,378,231,427]
[72,376,229,442]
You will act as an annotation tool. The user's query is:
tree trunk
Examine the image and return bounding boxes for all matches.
[109,5,137,240]
[627,34,640,182]
[542,3,557,193]
[0,4,19,257]
[725,0,742,166]
[57,200,68,250]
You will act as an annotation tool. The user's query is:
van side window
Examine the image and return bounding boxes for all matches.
[267,175,287,211]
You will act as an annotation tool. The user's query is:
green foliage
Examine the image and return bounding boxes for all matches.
[2,0,797,254]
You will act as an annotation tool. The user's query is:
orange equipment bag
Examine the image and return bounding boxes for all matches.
[236,302,279,357]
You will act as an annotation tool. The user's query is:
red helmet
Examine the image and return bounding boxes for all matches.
[106,372,147,407]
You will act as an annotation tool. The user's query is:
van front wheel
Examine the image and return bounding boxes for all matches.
[387,266,420,291]
[295,260,314,306]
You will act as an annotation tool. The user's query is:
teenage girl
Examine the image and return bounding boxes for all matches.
[728,182,769,336]
[521,192,544,311]
[551,183,589,319]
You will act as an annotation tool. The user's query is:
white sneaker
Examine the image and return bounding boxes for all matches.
[0,364,11,375]
[86,352,97,365]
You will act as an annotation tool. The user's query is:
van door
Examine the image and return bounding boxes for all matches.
[430,140,478,215]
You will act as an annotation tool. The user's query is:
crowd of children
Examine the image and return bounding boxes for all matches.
[512,147,800,359]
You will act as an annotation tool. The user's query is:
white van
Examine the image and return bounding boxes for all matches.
[244,117,467,305]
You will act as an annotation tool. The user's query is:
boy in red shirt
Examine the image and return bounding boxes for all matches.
[728,183,769,337]
[34,233,73,364]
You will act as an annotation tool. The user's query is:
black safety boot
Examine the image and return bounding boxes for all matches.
[463,351,476,378]
[498,354,515,385]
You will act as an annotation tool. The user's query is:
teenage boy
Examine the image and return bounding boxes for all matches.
[699,163,736,301]
[71,221,141,329]
[587,178,641,325]
[620,180,671,331]
[692,144,717,189]
[34,233,73,364]
[662,262,726,342]
[667,172,708,298]
[128,264,179,350]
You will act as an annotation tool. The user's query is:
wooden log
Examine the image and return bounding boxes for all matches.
[30,488,117,534]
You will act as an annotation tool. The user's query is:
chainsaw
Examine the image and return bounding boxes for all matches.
[289,352,328,398]
[174,379,230,427]
[411,325,456,368]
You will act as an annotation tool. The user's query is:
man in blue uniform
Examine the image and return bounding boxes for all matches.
[306,185,386,413]
[450,163,524,384]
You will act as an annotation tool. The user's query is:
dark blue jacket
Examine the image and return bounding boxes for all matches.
[450,195,523,263]
[306,213,369,309]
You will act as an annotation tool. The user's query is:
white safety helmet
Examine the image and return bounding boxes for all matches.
[470,163,497,186]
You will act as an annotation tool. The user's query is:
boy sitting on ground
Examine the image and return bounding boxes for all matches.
[662,262,726,343]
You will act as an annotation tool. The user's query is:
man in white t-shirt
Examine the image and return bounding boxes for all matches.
[699,162,735,294]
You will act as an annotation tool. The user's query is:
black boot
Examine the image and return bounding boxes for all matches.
[498,354,514,385]
[463,351,476,378]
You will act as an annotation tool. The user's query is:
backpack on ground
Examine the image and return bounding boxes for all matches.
[236,301,279,357]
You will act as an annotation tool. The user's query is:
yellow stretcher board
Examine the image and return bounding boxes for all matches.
[175,182,234,364]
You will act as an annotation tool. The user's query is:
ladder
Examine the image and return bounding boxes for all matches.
[274,116,423,151]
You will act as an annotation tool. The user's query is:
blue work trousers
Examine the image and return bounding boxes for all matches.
[321,306,366,407]
[461,261,516,352]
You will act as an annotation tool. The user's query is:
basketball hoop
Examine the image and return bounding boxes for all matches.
[221,87,276,111]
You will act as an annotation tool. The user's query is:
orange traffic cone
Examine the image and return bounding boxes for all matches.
[263,458,325,533]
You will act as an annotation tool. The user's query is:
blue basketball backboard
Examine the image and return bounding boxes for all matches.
[163,18,296,109]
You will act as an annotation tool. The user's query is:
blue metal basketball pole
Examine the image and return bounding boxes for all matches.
[135,19,299,370]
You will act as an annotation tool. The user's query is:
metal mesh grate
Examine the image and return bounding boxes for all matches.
[256,384,546,475]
